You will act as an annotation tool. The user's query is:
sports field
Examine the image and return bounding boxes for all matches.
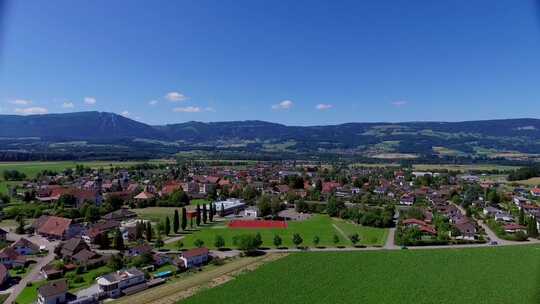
[182,245,540,304]
[166,214,388,249]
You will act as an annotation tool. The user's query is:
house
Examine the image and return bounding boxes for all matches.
[503,223,527,234]
[454,219,476,240]
[127,243,153,257]
[72,249,107,268]
[37,279,67,304]
[0,247,26,268]
[494,212,514,222]
[83,221,120,244]
[96,268,146,298]
[212,199,246,216]
[244,207,259,218]
[399,194,415,206]
[179,247,209,268]
[58,237,89,259]
[40,263,63,280]
[12,238,40,255]
[402,219,437,235]
[103,209,137,222]
[134,191,155,201]
[531,187,540,197]
[35,215,82,240]
[0,264,9,286]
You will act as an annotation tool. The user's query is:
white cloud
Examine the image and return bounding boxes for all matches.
[148,100,158,106]
[204,107,216,112]
[165,92,188,102]
[9,99,31,105]
[84,97,96,105]
[121,110,130,117]
[14,107,48,115]
[315,103,333,110]
[272,99,293,110]
[61,101,75,109]
[173,106,202,113]
[391,100,408,107]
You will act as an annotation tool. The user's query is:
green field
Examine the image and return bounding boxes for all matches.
[0,160,172,194]
[133,207,181,223]
[412,164,519,172]
[182,245,540,304]
[166,214,387,249]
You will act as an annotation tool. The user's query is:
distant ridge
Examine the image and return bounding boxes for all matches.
[1,112,540,157]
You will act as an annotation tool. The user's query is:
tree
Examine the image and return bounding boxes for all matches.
[254,233,262,247]
[220,203,225,217]
[15,214,25,234]
[164,217,171,236]
[108,254,124,271]
[194,239,205,248]
[233,234,261,255]
[519,208,526,225]
[173,209,180,234]
[273,234,282,248]
[145,221,153,242]
[181,207,187,231]
[527,216,538,238]
[313,235,320,247]
[333,234,340,245]
[84,205,100,223]
[202,204,208,224]
[155,233,164,248]
[257,195,272,217]
[209,203,214,222]
[349,233,360,246]
[113,228,124,250]
[135,221,144,240]
[214,235,225,249]
[196,204,201,226]
[292,233,303,248]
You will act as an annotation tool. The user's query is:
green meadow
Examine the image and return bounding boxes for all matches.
[166,214,388,249]
[182,245,540,304]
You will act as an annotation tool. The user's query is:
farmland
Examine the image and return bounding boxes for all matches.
[182,245,540,304]
[0,160,172,194]
[165,214,388,249]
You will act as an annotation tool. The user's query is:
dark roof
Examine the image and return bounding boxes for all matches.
[38,279,67,297]
[72,249,99,262]
[12,238,40,251]
[60,237,88,256]
[103,208,137,221]
[0,228,7,235]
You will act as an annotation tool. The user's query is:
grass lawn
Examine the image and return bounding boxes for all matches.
[133,207,181,223]
[0,294,9,304]
[16,265,113,303]
[182,245,540,304]
[166,215,387,249]
[8,265,33,278]
[509,177,540,186]
[16,280,48,304]
[190,199,211,206]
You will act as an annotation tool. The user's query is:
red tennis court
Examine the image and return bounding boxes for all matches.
[228,220,288,229]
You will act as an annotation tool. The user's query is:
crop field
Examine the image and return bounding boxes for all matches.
[182,245,540,304]
[0,160,171,178]
[166,214,387,249]
[412,164,519,172]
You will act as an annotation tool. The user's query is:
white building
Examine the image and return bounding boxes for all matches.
[96,268,146,298]
[180,247,209,268]
[212,198,246,216]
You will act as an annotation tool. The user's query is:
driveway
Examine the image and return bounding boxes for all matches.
[2,234,57,304]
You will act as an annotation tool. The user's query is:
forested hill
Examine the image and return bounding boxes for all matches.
[1,111,540,159]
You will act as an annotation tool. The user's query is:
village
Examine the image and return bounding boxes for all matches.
[0,161,539,303]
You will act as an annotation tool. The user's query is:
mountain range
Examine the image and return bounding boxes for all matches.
[1,111,540,161]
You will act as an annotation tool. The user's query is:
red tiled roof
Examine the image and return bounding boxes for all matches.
[37,216,72,238]
[182,247,209,259]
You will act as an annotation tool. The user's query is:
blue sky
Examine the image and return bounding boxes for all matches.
[0,0,539,125]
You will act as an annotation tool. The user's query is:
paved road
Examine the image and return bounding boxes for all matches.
[2,234,57,304]
[383,228,399,250]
